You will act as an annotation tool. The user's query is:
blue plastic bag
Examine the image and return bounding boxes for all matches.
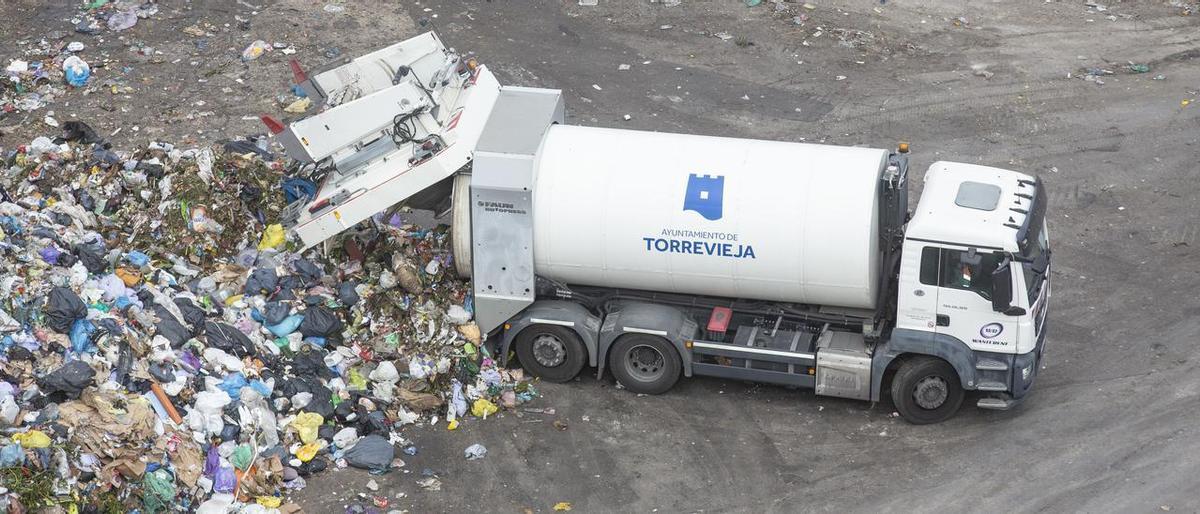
[69,318,96,354]
[265,314,303,337]
[0,444,24,467]
[218,373,248,400]
[248,379,272,396]
[126,250,150,267]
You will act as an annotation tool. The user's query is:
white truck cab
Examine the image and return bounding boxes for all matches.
[895,162,1050,410]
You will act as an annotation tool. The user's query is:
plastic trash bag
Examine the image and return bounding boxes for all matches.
[231,444,253,471]
[266,314,304,337]
[73,243,107,274]
[337,281,360,306]
[12,430,51,448]
[213,465,237,493]
[69,318,97,354]
[106,10,138,31]
[332,427,358,449]
[298,306,342,338]
[245,268,279,295]
[292,258,322,283]
[205,321,256,356]
[63,55,91,86]
[45,287,87,333]
[294,442,321,462]
[257,224,286,250]
[142,468,176,513]
[39,360,95,400]
[464,443,487,460]
[0,444,24,467]
[262,302,290,326]
[204,446,220,477]
[292,411,323,444]
[218,373,248,400]
[343,435,393,473]
[186,391,232,436]
[174,298,207,330]
[471,399,499,418]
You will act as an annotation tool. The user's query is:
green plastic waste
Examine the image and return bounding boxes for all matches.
[1129,64,1150,73]
[142,469,176,514]
[348,369,368,390]
[231,444,254,470]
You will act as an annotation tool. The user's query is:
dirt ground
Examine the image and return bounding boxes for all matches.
[5,0,1200,512]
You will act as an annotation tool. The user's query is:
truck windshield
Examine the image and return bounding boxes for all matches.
[1020,220,1048,304]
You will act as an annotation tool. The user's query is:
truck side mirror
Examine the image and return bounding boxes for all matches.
[991,261,1014,313]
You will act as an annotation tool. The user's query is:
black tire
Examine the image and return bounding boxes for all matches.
[891,356,964,425]
[513,325,586,383]
[609,334,682,395]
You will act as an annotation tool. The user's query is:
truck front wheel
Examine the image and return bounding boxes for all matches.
[513,325,587,383]
[891,357,964,425]
[609,334,681,395]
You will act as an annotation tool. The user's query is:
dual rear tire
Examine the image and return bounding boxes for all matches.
[514,327,681,394]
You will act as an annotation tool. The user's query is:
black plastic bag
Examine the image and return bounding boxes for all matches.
[343,435,393,473]
[278,376,335,418]
[359,410,389,436]
[204,321,256,357]
[262,302,290,326]
[298,306,342,338]
[73,243,107,274]
[290,350,336,380]
[173,298,207,331]
[292,258,323,284]
[154,306,193,348]
[45,287,86,333]
[57,121,102,145]
[39,360,95,400]
[277,275,304,298]
[337,282,359,307]
[244,268,278,296]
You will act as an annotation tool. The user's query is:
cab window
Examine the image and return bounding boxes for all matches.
[939,249,1000,300]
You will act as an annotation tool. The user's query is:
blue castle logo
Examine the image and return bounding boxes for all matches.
[683,174,724,221]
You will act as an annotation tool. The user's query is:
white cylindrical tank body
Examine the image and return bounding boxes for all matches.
[530,125,888,310]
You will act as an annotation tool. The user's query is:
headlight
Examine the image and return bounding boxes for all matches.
[1022,365,1032,380]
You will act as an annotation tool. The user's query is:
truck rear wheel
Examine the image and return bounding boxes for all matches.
[514,325,586,383]
[609,334,681,395]
[891,357,964,425]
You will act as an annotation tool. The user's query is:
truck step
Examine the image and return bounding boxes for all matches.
[977,397,1015,410]
[975,359,1009,371]
[975,381,1007,392]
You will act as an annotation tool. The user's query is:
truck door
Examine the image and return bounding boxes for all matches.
[895,242,940,333]
[932,248,1017,352]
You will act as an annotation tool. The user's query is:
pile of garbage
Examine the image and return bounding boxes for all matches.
[0,127,533,512]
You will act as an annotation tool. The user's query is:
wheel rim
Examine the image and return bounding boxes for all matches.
[625,344,665,382]
[913,375,949,410]
[531,334,567,368]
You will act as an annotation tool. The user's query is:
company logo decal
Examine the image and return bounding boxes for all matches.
[642,174,755,259]
[683,174,724,221]
[980,323,1004,339]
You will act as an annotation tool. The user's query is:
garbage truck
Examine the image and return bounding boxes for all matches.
[269,32,1051,424]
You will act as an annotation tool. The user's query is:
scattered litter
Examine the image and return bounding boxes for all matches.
[242,40,272,62]
[464,443,488,460]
